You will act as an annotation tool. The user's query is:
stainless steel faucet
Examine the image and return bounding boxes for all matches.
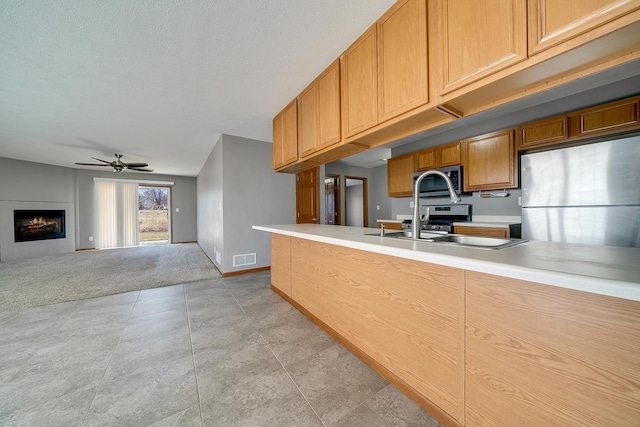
[412,170,461,239]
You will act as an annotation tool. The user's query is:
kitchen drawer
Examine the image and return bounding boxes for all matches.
[454,224,521,238]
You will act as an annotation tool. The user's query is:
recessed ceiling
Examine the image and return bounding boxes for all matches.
[0,0,396,176]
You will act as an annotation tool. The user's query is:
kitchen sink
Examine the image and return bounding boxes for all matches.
[365,231,527,249]
[425,234,528,249]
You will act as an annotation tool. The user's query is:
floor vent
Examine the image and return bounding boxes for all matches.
[233,253,257,267]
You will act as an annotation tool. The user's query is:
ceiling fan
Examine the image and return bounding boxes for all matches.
[75,154,153,173]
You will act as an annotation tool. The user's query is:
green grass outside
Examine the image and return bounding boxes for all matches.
[139,210,168,241]
[140,231,168,242]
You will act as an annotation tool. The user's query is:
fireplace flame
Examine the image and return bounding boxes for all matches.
[19,217,60,235]
[14,210,65,242]
[30,217,50,226]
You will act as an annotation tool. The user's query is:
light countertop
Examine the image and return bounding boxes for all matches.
[253,224,640,302]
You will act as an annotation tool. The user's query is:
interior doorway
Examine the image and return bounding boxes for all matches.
[344,176,368,227]
[296,168,319,224]
[324,174,341,225]
[138,186,171,245]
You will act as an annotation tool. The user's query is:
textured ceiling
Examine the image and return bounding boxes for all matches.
[0,0,396,176]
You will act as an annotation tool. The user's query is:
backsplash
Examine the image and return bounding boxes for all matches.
[391,189,522,219]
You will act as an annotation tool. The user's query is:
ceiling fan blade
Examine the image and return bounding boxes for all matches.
[124,162,149,168]
[91,157,111,164]
[128,167,154,172]
[75,163,111,166]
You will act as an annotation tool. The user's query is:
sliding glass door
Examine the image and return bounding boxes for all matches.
[95,180,139,249]
[138,186,170,245]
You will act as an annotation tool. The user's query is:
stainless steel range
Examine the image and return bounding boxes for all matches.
[402,204,472,234]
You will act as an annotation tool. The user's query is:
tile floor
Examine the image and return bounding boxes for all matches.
[0,271,442,426]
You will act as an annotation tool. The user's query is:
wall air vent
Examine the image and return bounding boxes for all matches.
[233,253,257,267]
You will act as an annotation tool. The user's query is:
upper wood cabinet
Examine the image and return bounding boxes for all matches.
[377,0,429,123]
[432,0,528,95]
[415,141,461,171]
[343,0,430,138]
[570,95,640,138]
[298,60,342,159]
[274,0,640,173]
[517,95,640,151]
[272,99,298,170]
[341,26,378,138]
[528,0,640,55]
[415,148,436,171]
[462,129,518,191]
[387,152,415,197]
[317,60,342,149]
[297,83,318,159]
[437,141,461,167]
[516,116,569,151]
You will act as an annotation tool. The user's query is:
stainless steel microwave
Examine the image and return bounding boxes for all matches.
[412,165,469,198]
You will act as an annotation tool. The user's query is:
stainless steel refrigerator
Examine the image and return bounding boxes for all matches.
[521,135,640,247]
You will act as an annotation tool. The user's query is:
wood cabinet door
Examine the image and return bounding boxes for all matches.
[341,26,378,138]
[437,141,460,167]
[377,0,429,123]
[297,83,318,159]
[466,271,640,426]
[416,141,461,171]
[270,234,291,297]
[273,99,298,170]
[462,129,518,191]
[516,116,569,150]
[283,100,299,166]
[570,96,640,138]
[415,148,437,171]
[434,0,527,95]
[291,238,466,423]
[272,112,285,169]
[387,153,416,197]
[317,59,342,150]
[528,0,640,55]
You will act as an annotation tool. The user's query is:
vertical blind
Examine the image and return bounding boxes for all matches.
[95,180,139,249]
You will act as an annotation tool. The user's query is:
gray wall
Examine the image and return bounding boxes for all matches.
[391,190,522,218]
[197,134,295,274]
[0,158,77,261]
[369,164,392,222]
[324,163,392,226]
[76,169,197,249]
[197,136,224,268]
[345,181,364,226]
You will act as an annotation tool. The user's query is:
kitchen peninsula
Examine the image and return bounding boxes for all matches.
[253,224,640,427]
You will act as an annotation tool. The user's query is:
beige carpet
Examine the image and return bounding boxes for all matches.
[0,243,221,312]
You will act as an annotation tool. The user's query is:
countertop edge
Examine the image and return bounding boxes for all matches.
[253,225,640,302]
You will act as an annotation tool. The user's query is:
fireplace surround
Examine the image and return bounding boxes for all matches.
[14,210,66,242]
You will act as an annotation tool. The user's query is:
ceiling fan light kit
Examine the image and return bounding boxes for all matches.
[75,154,153,173]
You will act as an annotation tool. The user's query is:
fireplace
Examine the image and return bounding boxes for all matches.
[14,210,66,242]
